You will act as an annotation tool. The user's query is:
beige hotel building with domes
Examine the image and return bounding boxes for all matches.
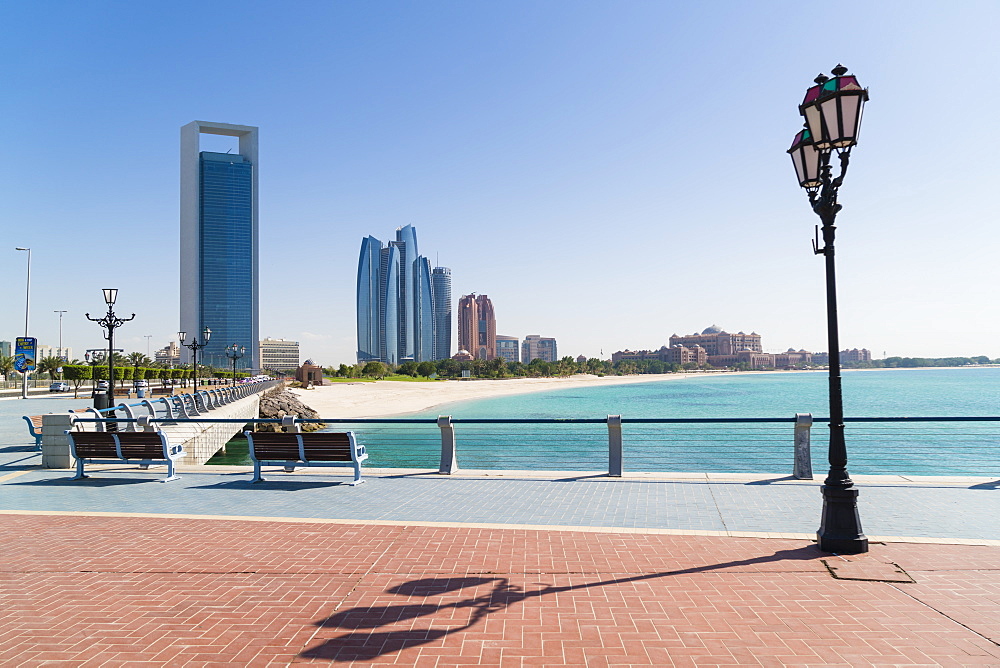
[613,325,815,369]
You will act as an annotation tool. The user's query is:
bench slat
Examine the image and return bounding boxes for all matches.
[70,432,119,458]
[245,431,365,484]
[301,433,352,462]
[118,432,167,460]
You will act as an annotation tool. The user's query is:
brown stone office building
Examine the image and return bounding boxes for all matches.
[457,294,497,360]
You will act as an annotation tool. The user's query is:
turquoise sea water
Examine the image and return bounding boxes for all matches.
[429,367,1000,419]
[212,368,1000,475]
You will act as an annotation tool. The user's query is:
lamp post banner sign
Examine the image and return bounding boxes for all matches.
[14,337,37,373]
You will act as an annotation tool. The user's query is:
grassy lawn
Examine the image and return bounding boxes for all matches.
[322,375,442,383]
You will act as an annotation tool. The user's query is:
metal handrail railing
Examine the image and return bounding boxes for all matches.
[68,412,1000,478]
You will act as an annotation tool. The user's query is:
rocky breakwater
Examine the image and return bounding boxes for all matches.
[258,388,325,432]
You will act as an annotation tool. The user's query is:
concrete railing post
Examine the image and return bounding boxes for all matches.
[117,403,139,431]
[607,415,623,477]
[84,407,106,431]
[281,415,301,433]
[438,415,457,474]
[160,397,175,422]
[793,413,813,479]
[136,415,156,432]
[139,399,158,420]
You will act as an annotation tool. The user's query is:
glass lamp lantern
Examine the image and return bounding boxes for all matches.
[177,331,187,343]
[102,288,118,306]
[799,65,869,151]
[203,327,212,342]
[788,128,822,190]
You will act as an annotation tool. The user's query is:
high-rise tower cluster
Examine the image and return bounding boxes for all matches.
[357,225,451,364]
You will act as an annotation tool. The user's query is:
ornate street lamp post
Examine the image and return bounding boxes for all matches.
[178,327,211,393]
[226,344,246,387]
[85,289,135,409]
[788,65,869,554]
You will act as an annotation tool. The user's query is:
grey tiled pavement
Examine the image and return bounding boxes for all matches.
[3,394,999,543]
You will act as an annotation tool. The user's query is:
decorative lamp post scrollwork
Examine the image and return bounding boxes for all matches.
[225,344,246,387]
[85,289,135,409]
[178,327,211,393]
[787,64,869,554]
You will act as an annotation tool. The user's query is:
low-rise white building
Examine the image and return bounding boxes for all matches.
[260,338,300,371]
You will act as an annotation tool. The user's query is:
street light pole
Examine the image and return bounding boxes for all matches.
[178,327,211,393]
[226,344,246,387]
[788,65,869,554]
[15,247,31,399]
[86,289,135,409]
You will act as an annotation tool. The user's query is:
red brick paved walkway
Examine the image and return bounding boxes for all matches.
[2,513,999,666]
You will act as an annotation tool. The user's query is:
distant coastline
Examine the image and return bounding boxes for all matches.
[289,370,821,419]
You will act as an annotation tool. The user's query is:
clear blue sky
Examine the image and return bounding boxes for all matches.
[2,1,998,364]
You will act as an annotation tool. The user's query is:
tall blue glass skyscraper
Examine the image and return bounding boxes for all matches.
[356,236,382,364]
[356,226,439,364]
[431,266,452,360]
[180,122,259,370]
[413,257,434,361]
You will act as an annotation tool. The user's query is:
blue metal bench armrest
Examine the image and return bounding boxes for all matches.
[22,416,43,451]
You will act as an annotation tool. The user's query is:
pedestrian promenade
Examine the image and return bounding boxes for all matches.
[2,399,999,665]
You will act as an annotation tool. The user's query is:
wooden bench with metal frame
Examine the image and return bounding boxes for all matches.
[244,429,367,485]
[65,428,184,482]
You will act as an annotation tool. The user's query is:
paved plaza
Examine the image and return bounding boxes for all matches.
[2,395,999,665]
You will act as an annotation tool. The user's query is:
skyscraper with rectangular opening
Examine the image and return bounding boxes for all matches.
[180,121,259,370]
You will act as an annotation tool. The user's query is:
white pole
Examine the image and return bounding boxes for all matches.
[16,248,31,399]
[55,310,67,360]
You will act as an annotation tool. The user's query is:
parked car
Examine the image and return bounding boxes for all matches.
[49,382,70,393]
[134,379,149,388]
[95,380,110,391]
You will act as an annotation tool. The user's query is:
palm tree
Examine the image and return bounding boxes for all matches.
[488,356,507,378]
[127,352,151,385]
[0,355,15,380]
[37,356,64,380]
[126,352,151,368]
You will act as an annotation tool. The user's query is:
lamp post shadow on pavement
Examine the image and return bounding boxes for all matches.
[787,65,870,554]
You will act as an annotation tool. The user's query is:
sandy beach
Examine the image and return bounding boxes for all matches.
[289,372,738,418]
